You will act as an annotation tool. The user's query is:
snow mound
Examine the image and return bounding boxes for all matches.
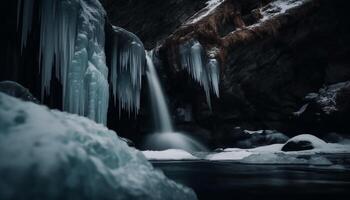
[0,93,197,200]
[282,134,327,151]
[143,149,199,160]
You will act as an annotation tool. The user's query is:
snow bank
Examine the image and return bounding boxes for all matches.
[206,134,350,163]
[206,150,252,161]
[143,149,199,160]
[0,93,197,200]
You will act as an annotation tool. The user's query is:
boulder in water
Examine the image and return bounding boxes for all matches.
[282,134,327,152]
[0,81,39,103]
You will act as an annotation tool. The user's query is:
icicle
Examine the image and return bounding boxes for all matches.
[110,26,145,117]
[179,40,220,109]
[17,0,109,125]
[17,0,35,52]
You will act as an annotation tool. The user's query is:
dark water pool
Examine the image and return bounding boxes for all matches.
[152,159,350,200]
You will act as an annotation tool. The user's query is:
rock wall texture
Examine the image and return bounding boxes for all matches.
[155,0,350,147]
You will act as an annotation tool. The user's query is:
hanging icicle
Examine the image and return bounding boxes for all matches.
[17,0,109,125]
[110,26,145,117]
[179,40,220,109]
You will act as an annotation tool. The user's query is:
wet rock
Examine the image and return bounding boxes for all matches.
[282,140,314,152]
[235,129,289,148]
[0,81,39,103]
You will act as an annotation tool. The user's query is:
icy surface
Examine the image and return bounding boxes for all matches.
[0,93,197,200]
[179,40,220,109]
[110,26,145,116]
[143,149,199,160]
[17,0,109,124]
[186,0,225,24]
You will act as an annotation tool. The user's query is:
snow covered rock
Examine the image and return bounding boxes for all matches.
[282,134,327,152]
[0,93,197,200]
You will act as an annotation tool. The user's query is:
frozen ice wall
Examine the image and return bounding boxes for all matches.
[17,0,109,124]
[0,92,197,200]
[110,26,145,116]
[179,40,220,109]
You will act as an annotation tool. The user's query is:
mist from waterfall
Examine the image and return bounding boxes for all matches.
[144,51,207,152]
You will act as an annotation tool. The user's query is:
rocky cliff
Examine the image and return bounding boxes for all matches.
[153,0,350,147]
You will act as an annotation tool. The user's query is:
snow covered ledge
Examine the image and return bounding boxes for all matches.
[0,92,197,200]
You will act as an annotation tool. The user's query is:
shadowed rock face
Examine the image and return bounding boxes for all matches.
[100,0,208,49]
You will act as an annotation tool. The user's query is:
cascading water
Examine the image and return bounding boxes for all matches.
[145,51,173,132]
[144,51,207,152]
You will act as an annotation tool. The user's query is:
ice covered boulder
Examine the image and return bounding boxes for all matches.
[282,134,327,152]
[0,92,197,200]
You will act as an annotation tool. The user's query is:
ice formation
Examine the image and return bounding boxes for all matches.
[0,92,197,200]
[179,40,220,109]
[110,26,145,116]
[17,0,109,124]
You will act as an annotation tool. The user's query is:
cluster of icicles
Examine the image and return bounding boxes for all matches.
[17,0,145,124]
[17,0,220,124]
[179,40,220,109]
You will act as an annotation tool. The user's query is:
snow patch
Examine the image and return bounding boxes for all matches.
[143,149,199,160]
[260,0,307,22]
[206,150,253,161]
[186,0,225,24]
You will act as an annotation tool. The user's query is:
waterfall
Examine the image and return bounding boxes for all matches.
[145,51,173,132]
[144,51,207,152]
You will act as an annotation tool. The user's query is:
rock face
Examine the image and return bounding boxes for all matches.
[294,81,350,134]
[155,0,350,145]
[100,0,208,49]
